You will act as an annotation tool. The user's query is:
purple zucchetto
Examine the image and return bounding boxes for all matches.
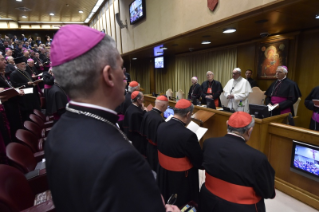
[50,25,105,67]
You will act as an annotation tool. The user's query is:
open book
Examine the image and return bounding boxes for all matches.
[146,104,153,111]
[33,79,43,85]
[22,87,34,94]
[0,88,20,101]
[186,121,208,141]
[267,104,279,111]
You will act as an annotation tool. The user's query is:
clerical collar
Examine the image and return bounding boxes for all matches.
[171,117,187,126]
[227,132,246,141]
[152,107,162,114]
[69,100,117,115]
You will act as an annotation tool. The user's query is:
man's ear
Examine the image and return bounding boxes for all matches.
[102,65,113,87]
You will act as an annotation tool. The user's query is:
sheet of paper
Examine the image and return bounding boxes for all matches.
[22,87,33,94]
[267,104,278,111]
[187,121,208,141]
[165,114,173,122]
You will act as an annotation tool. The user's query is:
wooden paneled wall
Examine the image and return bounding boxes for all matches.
[268,123,319,210]
[133,29,319,129]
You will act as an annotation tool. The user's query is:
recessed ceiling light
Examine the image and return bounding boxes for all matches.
[316,15,319,19]
[132,58,137,60]
[22,16,27,18]
[16,0,22,2]
[223,28,236,33]
[201,41,211,45]
[50,13,54,16]
[79,10,84,13]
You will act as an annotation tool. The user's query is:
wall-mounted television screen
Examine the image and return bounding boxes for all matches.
[163,107,174,119]
[129,0,146,25]
[155,56,164,69]
[290,140,319,182]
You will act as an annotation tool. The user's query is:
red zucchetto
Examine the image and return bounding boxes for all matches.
[156,95,168,101]
[175,99,192,109]
[131,91,140,99]
[228,112,252,128]
[129,81,139,87]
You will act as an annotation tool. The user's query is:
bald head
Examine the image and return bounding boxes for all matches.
[155,99,169,113]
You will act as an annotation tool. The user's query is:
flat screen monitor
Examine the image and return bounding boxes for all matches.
[191,96,199,106]
[129,0,146,25]
[163,107,174,119]
[154,56,164,69]
[249,104,269,119]
[290,140,319,182]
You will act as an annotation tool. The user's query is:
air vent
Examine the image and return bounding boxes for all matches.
[16,7,32,12]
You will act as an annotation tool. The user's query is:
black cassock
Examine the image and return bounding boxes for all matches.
[157,118,203,207]
[10,69,40,121]
[5,64,16,79]
[123,104,147,156]
[200,80,223,106]
[247,78,258,88]
[115,91,132,115]
[45,84,68,120]
[140,108,164,172]
[187,83,201,100]
[305,86,319,131]
[45,103,165,212]
[265,78,301,116]
[0,76,23,144]
[199,134,275,212]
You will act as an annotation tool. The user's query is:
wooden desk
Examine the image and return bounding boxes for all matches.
[144,95,288,154]
[268,123,319,210]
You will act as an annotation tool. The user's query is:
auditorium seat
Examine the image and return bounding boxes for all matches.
[24,121,46,139]
[166,89,173,99]
[293,97,301,116]
[176,89,184,99]
[15,129,44,153]
[29,114,53,129]
[248,87,266,105]
[0,165,54,212]
[6,143,38,173]
[33,109,54,122]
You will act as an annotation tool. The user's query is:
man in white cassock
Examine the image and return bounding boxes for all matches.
[223,68,252,112]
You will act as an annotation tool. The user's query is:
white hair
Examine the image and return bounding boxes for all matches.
[128,84,140,92]
[206,71,214,75]
[233,68,241,73]
[6,56,13,61]
[191,77,198,82]
[277,66,288,73]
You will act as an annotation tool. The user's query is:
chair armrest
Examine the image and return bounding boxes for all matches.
[34,151,44,162]
[20,199,55,212]
[28,169,48,195]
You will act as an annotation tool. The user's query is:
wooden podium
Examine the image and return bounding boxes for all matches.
[191,110,215,125]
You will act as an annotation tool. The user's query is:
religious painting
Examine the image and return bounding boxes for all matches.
[257,40,289,79]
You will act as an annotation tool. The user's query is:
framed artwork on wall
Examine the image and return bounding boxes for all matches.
[257,39,289,79]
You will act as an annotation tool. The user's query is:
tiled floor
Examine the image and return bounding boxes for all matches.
[265,189,318,212]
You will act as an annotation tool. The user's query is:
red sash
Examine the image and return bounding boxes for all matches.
[205,173,261,205]
[158,150,193,171]
[271,96,290,114]
[148,139,157,146]
[206,88,219,107]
